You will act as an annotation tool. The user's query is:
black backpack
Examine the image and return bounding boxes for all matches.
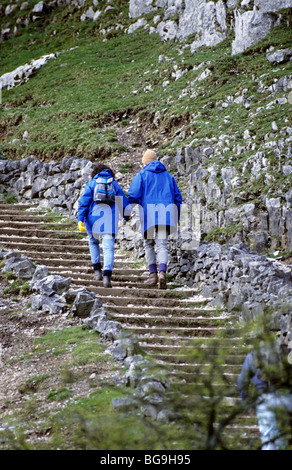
[93,176,116,206]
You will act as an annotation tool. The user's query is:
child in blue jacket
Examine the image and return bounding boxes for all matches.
[77,164,129,288]
[127,150,182,289]
[238,347,292,450]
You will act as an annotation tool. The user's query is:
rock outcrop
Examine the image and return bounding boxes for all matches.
[161,143,292,254]
[2,0,291,55]
[128,0,292,54]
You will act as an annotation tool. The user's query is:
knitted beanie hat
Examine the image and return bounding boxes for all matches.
[142,149,157,165]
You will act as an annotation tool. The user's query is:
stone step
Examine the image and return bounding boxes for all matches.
[0,233,88,246]
[0,243,141,267]
[154,360,243,374]
[58,271,148,283]
[0,228,85,238]
[0,213,68,222]
[0,238,141,264]
[0,245,144,273]
[70,278,186,290]
[94,294,210,309]
[0,239,89,253]
[1,251,142,267]
[0,203,38,211]
[151,351,246,365]
[105,307,231,323]
[41,265,147,277]
[123,325,227,338]
[136,335,242,350]
[159,369,238,382]
[60,268,147,279]
[85,285,198,300]
[0,220,75,229]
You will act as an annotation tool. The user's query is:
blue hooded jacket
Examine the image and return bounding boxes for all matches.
[127,160,182,235]
[77,169,129,236]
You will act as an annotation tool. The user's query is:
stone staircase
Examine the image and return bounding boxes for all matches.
[0,203,260,449]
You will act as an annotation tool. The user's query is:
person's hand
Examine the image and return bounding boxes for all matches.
[78,221,86,232]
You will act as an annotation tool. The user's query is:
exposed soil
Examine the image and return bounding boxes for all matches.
[0,108,175,172]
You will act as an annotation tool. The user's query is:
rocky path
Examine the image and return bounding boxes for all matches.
[0,202,260,448]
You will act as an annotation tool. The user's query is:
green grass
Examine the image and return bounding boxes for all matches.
[1,5,291,166]
[119,163,134,173]
[33,325,108,364]
[18,374,51,394]
[1,192,18,204]
[1,29,170,158]
[3,274,31,296]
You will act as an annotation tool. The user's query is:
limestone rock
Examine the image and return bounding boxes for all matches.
[32,293,67,314]
[0,54,56,90]
[3,253,36,280]
[71,290,101,317]
[232,7,275,55]
[266,48,292,65]
[30,274,71,296]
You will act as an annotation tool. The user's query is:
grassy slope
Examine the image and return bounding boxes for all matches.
[1,2,291,164]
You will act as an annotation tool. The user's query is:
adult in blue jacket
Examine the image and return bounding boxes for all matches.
[77,164,129,288]
[127,150,182,289]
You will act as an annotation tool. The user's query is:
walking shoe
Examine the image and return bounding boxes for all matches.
[103,275,112,288]
[144,272,158,286]
[93,270,102,281]
[158,271,167,289]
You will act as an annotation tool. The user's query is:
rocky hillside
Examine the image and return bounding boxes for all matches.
[0,0,292,254]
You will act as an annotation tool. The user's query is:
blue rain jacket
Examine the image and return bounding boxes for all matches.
[77,169,129,236]
[127,160,182,235]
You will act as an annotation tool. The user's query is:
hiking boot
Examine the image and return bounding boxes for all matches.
[144,272,158,286]
[158,271,167,290]
[103,275,112,288]
[93,270,102,281]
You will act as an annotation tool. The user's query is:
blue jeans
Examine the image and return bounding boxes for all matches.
[256,392,292,450]
[88,232,115,275]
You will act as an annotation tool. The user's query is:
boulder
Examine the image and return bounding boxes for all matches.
[71,290,101,318]
[266,48,292,65]
[30,274,71,296]
[32,293,67,315]
[3,253,36,280]
[106,336,141,361]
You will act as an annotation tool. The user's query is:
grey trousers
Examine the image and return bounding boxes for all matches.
[144,226,169,273]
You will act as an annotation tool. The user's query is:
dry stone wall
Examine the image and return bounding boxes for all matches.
[0,155,91,216]
[1,147,291,255]
[161,146,292,255]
